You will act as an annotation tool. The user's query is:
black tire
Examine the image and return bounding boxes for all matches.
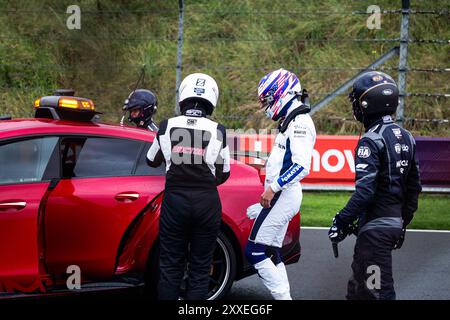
[207,231,237,300]
[144,231,237,300]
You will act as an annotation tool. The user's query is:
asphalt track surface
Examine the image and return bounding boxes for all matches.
[227,228,450,300]
[3,228,448,302]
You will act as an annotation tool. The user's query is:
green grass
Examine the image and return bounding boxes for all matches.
[301,192,450,230]
[0,0,448,136]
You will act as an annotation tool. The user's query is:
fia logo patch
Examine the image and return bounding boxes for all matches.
[357,146,371,158]
[394,143,401,154]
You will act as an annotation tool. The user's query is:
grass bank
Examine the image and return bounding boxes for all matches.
[301,192,450,230]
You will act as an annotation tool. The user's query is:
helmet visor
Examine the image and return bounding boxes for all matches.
[259,94,274,111]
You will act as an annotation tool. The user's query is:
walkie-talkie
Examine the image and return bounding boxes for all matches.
[332,242,339,258]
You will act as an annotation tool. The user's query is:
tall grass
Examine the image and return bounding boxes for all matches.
[0,0,448,136]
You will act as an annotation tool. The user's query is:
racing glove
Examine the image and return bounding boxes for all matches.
[328,213,357,243]
[394,228,406,250]
[328,219,347,243]
[246,203,263,220]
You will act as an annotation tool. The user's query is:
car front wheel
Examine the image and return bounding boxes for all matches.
[207,231,237,300]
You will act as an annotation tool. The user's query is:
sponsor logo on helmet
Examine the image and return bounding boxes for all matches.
[193,87,205,95]
[357,146,371,158]
[196,79,206,86]
[372,75,383,82]
[185,109,203,117]
[382,88,393,96]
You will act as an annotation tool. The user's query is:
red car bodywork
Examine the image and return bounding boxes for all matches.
[0,118,300,295]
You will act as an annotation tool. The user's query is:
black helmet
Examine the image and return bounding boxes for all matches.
[349,71,399,123]
[123,89,157,128]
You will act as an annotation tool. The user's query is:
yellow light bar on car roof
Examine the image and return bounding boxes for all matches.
[59,98,95,110]
[59,98,79,109]
[34,98,41,108]
[33,96,95,111]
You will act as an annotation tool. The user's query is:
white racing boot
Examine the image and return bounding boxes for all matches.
[276,262,292,300]
[254,258,292,300]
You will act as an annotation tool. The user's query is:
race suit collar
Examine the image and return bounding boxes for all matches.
[286,100,301,117]
[279,103,310,133]
[365,115,394,131]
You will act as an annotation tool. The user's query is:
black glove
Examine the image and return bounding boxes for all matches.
[394,228,406,249]
[328,213,358,243]
[328,215,347,243]
[329,225,346,243]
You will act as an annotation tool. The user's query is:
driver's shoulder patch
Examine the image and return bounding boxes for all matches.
[357,146,371,158]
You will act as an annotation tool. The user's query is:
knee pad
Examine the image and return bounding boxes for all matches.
[245,241,267,265]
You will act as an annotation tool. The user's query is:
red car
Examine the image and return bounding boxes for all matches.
[0,95,300,300]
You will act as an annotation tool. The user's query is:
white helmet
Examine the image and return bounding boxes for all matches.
[178,73,219,115]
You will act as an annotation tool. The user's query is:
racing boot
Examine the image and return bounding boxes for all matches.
[254,258,292,300]
[276,262,292,300]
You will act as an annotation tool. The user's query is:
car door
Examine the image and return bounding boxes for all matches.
[44,136,165,281]
[0,136,59,293]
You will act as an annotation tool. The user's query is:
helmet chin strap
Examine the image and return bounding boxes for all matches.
[357,119,364,139]
[351,102,365,139]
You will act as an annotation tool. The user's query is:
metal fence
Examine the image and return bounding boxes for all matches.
[173,0,449,126]
[0,1,448,128]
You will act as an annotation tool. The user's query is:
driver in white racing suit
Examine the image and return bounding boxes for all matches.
[245,69,316,300]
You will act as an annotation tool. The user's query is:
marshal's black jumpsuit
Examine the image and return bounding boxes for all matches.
[337,116,421,300]
[147,108,230,300]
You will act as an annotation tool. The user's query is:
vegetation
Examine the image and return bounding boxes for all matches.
[301,192,450,230]
[0,0,448,136]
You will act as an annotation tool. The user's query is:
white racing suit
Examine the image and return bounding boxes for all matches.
[245,106,316,300]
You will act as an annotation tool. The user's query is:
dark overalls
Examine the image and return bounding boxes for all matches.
[147,109,230,299]
[338,116,421,300]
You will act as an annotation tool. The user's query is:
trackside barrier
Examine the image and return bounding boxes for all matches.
[228,134,450,193]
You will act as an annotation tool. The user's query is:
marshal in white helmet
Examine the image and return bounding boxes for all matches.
[178,73,219,116]
[146,72,230,300]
